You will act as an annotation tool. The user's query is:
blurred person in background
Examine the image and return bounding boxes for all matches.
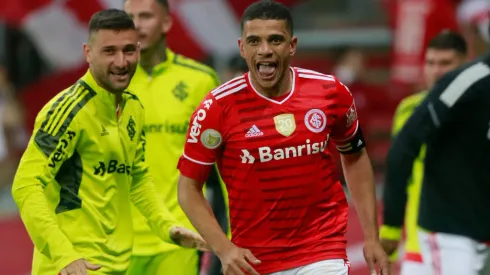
[387,0,490,96]
[332,48,370,114]
[380,30,468,275]
[123,0,223,274]
[383,23,490,274]
[0,65,27,210]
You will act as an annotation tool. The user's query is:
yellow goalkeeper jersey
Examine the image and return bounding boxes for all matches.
[380,91,427,259]
[129,49,223,256]
[12,70,178,274]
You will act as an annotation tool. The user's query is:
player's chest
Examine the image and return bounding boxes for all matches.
[136,79,196,137]
[223,103,338,151]
[79,102,143,165]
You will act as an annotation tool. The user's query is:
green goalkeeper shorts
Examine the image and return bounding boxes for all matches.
[126,249,199,275]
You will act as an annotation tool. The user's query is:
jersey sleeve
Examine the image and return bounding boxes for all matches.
[11,107,83,272]
[383,62,486,228]
[330,79,366,154]
[177,93,223,183]
[130,121,180,244]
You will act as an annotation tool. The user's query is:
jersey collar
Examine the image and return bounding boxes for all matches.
[80,69,118,108]
[135,48,176,78]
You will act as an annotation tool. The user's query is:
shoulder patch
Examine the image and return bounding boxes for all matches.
[40,80,96,137]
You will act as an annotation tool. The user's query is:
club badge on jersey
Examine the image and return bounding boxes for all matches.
[304,109,327,133]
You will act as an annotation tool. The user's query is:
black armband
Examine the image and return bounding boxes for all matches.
[336,127,366,154]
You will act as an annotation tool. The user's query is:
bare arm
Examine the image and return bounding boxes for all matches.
[341,148,378,242]
[178,174,233,256]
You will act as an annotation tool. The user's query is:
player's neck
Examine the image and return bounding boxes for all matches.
[88,68,124,106]
[140,38,167,74]
[253,69,292,98]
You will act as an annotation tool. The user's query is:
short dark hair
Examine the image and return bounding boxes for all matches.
[427,30,468,55]
[88,9,135,34]
[156,0,169,10]
[241,0,293,34]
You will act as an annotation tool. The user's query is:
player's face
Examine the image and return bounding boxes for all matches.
[424,48,466,89]
[239,19,297,91]
[124,0,172,52]
[83,29,140,93]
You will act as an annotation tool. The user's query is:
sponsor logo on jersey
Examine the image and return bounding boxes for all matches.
[127,116,136,141]
[273,113,296,137]
[48,130,76,168]
[304,109,327,133]
[188,99,213,143]
[245,125,264,138]
[240,149,255,164]
[239,139,328,164]
[200,129,222,149]
[144,122,188,135]
[101,126,109,136]
[93,160,131,176]
[346,102,357,127]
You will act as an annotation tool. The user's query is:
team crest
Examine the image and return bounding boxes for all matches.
[274,114,296,137]
[200,129,222,149]
[304,109,327,133]
[127,116,136,141]
[346,103,358,127]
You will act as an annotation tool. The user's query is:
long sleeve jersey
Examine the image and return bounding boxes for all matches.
[12,70,178,274]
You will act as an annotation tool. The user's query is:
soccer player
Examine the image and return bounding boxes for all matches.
[384,25,490,275]
[11,9,206,275]
[380,31,468,274]
[177,1,389,275]
[122,0,223,274]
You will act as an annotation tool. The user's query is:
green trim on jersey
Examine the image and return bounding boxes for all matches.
[173,54,220,86]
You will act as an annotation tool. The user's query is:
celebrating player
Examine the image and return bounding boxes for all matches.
[380,31,468,274]
[122,0,224,274]
[177,1,389,275]
[11,9,206,275]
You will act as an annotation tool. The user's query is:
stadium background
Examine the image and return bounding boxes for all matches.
[0,0,487,274]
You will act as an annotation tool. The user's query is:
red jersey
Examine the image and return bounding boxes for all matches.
[177,67,364,274]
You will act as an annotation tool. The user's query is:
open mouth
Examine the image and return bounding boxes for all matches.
[110,70,129,81]
[256,62,277,80]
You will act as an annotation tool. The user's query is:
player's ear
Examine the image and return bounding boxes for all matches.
[238,38,246,59]
[83,43,91,64]
[290,36,298,56]
[136,42,141,60]
[161,13,173,34]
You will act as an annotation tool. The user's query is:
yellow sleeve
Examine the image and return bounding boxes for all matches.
[130,129,181,244]
[392,100,413,136]
[11,112,83,272]
[380,99,411,242]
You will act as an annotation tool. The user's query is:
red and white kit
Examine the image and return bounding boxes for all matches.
[178,67,364,274]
